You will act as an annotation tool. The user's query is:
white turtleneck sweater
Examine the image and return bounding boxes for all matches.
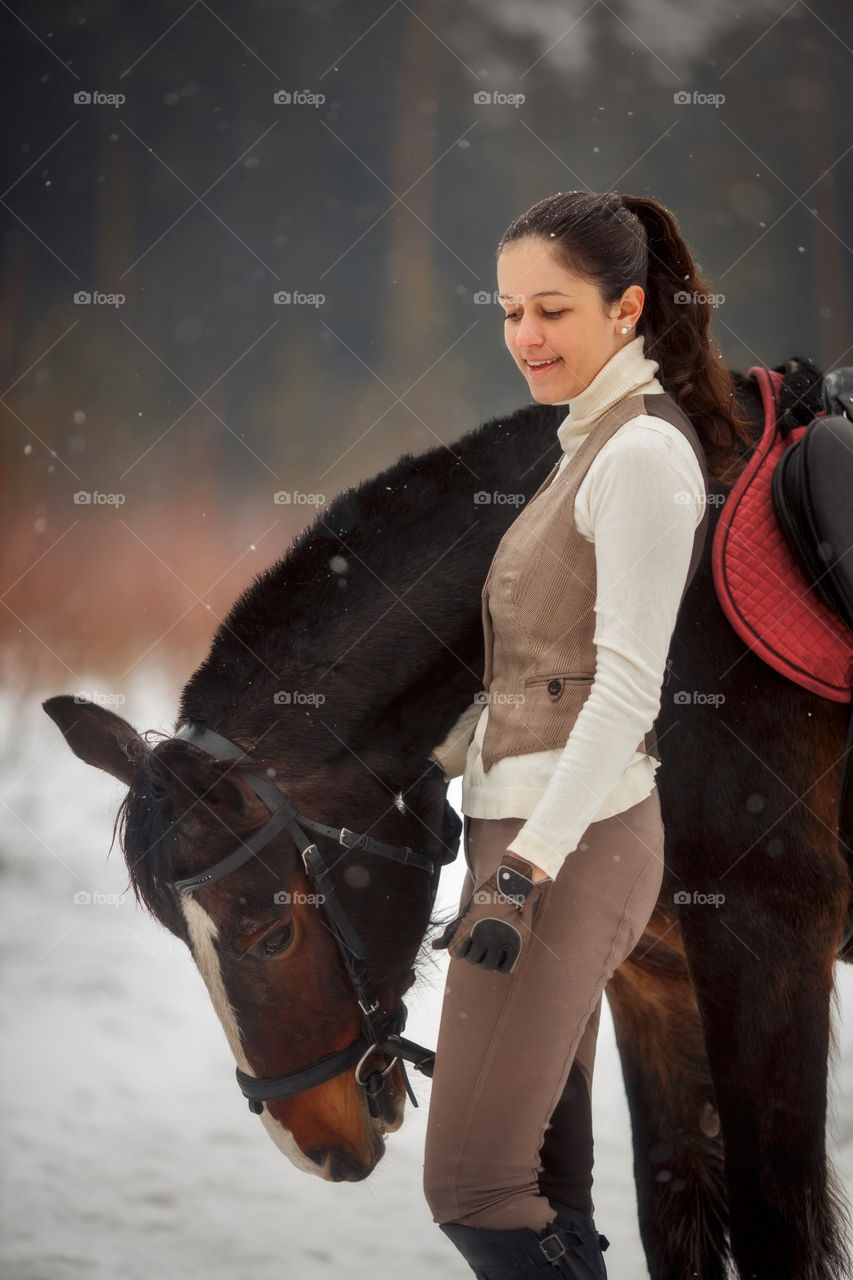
[434,335,706,880]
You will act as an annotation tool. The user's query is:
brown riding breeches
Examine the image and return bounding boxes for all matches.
[422,787,665,1233]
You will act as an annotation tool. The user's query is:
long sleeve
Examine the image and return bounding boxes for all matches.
[505,421,704,880]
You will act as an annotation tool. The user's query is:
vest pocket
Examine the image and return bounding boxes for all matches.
[522,671,595,699]
[482,671,596,765]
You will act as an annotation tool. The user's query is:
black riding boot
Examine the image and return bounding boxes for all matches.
[547,1201,610,1279]
[439,1206,610,1279]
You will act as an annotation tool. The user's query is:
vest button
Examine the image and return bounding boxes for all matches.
[547,678,562,696]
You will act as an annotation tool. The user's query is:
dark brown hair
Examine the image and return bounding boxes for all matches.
[498,190,754,484]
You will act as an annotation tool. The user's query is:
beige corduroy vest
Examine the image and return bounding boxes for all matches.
[479,392,710,773]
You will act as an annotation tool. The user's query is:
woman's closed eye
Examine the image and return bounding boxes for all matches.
[504,309,566,321]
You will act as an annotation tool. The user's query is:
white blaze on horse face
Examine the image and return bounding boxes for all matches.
[179,895,327,1179]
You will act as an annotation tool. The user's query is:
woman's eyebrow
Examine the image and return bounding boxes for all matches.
[497,291,573,300]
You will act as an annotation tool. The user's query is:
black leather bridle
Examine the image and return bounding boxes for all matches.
[168,723,458,1114]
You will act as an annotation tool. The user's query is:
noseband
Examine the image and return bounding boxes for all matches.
[168,723,457,1114]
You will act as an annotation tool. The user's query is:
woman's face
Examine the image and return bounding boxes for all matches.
[496,238,644,403]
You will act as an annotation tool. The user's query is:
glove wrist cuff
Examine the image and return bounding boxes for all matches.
[497,858,537,906]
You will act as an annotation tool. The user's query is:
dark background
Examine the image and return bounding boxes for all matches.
[2,0,850,685]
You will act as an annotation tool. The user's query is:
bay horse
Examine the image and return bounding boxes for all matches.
[43,355,852,1279]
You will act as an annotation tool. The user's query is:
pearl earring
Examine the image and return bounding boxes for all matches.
[620,324,633,333]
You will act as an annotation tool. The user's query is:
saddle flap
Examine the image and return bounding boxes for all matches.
[711,365,853,702]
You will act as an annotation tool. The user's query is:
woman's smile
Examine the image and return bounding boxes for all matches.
[523,355,563,378]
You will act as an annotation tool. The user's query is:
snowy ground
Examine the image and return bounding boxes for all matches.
[2,675,852,1279]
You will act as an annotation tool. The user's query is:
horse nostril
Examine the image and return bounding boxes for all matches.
[307,1145,372,1181]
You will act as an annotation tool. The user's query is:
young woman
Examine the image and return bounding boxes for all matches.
[421,191,752,1280]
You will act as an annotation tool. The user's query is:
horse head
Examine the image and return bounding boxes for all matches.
[43,693,457,1182]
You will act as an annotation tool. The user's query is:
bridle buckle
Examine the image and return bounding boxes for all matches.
[340,827,368,850]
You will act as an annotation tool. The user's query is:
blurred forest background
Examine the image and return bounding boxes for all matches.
[2,0,851,702]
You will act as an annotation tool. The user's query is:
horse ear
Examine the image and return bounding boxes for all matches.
[148,742,270,827]
[42,695,148,784]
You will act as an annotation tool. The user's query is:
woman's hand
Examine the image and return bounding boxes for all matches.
[431,853,552,973]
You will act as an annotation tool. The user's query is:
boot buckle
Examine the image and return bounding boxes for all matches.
[538,1231,567,1262]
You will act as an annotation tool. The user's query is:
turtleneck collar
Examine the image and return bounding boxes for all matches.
[555,334,663,452]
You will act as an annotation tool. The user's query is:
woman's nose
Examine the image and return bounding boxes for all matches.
[515,315,544,350]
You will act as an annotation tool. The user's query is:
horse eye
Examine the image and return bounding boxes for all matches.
[257,921,294,960]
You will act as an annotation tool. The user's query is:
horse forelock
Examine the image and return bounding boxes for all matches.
[115,745,186,935]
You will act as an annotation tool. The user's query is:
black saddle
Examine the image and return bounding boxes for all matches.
[771,367,853,957]
[771,367,853,633]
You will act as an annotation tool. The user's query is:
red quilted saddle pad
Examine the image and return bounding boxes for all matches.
[711,365,853,702]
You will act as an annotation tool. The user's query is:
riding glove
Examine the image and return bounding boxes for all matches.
[432,853,550,973]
